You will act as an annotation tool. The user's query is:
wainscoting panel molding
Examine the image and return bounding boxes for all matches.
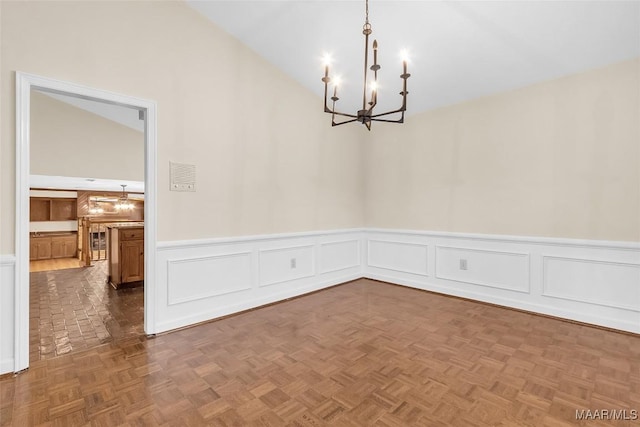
[364,229,640,334]
[319,240,361,274]
[259,245,315,287]
[435,246,530,293]
[0,255,16,374]
[367,239,429,276]
[167,252,253,305]
[542,256,640,312]
[155,230,364,333]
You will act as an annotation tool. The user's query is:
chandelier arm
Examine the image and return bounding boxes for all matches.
[331,118,359,127]
[328,110,359,119]
[369,107,406,119]
[371,116,405,124]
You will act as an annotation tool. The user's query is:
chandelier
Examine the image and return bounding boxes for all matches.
[115,185,135,211]
[88,199,104,215]
[322,0,410,130]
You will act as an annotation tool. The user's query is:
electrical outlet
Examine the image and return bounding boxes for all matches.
[290,258,297,269]
[459,259,467,270]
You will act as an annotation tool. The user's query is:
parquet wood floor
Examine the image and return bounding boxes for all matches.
[2,279,639,426]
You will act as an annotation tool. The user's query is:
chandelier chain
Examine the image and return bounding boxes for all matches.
[365,0,369,24]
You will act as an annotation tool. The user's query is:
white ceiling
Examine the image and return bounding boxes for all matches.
[188,0,640,116]
[37,90,144,133]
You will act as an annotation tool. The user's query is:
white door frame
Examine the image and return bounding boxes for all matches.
[15,72,158,372]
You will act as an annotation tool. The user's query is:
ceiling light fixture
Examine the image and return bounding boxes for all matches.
[115,185,135,211]
[322,0,410,130]
[89,199,104,215]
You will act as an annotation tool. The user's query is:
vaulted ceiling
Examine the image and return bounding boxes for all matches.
[188,0,640,116]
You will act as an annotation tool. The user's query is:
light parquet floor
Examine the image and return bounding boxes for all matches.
[2,279,639,426]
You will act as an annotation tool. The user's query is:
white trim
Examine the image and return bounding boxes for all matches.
[434,245,531,293]
[0,255,16,265]
[156,228,367,250]
[14,72,158,372]
[318,239,361,274]
[258,244,316,287]
[166,252,253,305]
[367,228,640,251]
[541,255,640,312]
[0,255,15,374]
[367,239,430,276]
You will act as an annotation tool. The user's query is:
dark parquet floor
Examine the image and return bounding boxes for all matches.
[2,279,639,426]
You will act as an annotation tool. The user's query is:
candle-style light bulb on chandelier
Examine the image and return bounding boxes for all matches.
[322,0,410,130]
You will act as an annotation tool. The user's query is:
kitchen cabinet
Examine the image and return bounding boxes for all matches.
[29,233,77,260]
[51,235,77,258]
[30,197,77,221]
[107,224,144,289]
[30,236,52,260]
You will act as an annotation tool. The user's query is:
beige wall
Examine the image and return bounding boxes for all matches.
[365,58,640,242]
[30,91,144,181]
[2,1,637,255]
[0,1,363,252]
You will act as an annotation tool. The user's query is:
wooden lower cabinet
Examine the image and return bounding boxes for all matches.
[30,237,52,260]
[30,234,78,260]
[120,240,144,283]
[107,225,144,289]
[51,236,77,258]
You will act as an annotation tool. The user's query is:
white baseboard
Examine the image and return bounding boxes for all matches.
[364,229,640,334]
[0,255,16,374]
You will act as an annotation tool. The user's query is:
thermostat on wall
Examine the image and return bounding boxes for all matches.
[170,161,196,192]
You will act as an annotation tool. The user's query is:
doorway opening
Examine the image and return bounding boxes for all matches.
[15,72,157,372]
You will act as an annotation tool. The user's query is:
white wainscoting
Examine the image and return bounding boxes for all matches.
[542,256,640,312]
[364,229,640,334]
[435,246,530,293]
[259,245,315,287]
[2,228,637,375]
[155,230,364,333]
[319,240,360,274]
[167,252,253,305]
[368,239,429,276]
[0,255,16,374]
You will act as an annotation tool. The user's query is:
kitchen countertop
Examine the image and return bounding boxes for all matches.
[105,222,144,229]
[30,231,77,237]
